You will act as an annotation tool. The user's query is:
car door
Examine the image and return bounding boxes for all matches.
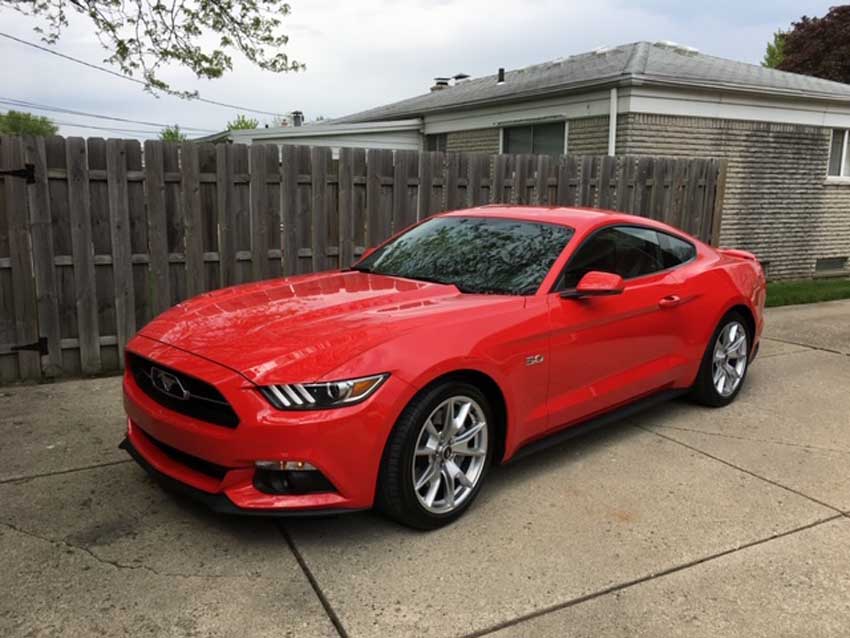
[544,225,694,433]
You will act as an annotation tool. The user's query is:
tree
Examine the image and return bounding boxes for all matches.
[762,30,786,68]
[0,110,58,136]
[4,0,304,96]
[226,114,260,130]
[771,6,850,83]
[160,125,187,142]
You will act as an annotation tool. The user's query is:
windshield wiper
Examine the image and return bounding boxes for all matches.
[400,276,486,294]
[348,264,372,273]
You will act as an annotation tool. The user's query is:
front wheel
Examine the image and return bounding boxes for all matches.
[691,312,751,407]
[377,382,494,530]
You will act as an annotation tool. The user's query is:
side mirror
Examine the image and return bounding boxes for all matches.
[560,271,625,299]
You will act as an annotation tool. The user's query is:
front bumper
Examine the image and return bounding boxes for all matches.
[119,435,362,517]
[121,335,412,514]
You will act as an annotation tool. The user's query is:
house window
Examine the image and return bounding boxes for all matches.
[426,134,447,152]
[503,121,566,155]
[828,129,850,177]
[815,256,848,275]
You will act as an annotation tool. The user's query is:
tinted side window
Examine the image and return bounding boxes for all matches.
[657,231,696,268]
[561,226,679,288]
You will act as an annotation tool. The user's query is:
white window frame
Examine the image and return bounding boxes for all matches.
[828,128,850,179]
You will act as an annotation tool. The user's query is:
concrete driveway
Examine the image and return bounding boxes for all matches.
[2,300,849,637]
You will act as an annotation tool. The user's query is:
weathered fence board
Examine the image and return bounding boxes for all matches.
[67,137,101,374]
[106,139,135,367]
[0,135,726,383]
[24,136,63,377]
[1,136,40,380]
[310,146,330,272]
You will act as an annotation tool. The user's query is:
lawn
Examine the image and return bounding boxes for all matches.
[766,277,850,307]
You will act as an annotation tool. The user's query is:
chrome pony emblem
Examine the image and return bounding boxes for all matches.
[525,354,545,366]
[150,367,190,400]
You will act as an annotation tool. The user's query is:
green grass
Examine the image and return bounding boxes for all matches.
[766,277,850,308]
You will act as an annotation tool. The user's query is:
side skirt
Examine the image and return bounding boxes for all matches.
[509,389,686,462]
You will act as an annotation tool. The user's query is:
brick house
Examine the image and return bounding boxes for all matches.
[233,41,850,279]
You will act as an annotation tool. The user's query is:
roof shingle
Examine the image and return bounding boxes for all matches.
[336,41,850,123]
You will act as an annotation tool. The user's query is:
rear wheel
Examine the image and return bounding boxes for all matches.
[377,381,493,530]
[691,312,751,407]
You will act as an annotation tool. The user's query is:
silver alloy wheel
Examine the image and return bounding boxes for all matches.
[712,321,748,397]
[411,396,488,514]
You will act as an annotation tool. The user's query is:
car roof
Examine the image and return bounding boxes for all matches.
[438,205,680,236]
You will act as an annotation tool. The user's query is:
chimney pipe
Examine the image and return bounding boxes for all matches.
[497,68,505,84]
[430,77,450,92]
[291,110,303,127]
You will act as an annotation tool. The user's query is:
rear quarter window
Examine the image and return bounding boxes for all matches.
[658,232,696,269]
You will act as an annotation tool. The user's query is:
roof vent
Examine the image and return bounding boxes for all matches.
[453,73,471,83]
[496,68,505,85]
[654,40,699,55]
[431,77,450,92]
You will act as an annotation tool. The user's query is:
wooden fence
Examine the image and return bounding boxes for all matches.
[0,135,726,383]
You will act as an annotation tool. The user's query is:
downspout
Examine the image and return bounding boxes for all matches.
[608,87,618,156]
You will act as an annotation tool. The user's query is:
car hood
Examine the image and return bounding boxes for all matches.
[138,271,520,385]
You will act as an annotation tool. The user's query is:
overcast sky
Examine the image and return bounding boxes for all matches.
[0,1,837,139]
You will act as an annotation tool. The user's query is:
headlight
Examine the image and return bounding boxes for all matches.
[260,373,388,410]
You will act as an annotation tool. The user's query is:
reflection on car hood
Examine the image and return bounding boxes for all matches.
[138,270,517,384]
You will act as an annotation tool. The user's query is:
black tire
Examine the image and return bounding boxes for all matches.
[376,380,494,530]
[690,310,752,407]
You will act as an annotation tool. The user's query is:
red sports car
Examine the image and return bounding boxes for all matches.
[121,205,765,529]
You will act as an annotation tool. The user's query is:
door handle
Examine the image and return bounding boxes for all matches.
[658,295,682,309]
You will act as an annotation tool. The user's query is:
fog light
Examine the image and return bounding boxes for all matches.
[255,460,317,471]
[253,461,336,495]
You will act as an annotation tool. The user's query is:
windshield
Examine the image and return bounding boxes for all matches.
[353,216,574,295]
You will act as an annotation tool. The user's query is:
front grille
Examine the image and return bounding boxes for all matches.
[139,428,230,480]
[127,352,240,428]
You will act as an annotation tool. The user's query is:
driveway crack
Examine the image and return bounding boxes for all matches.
[0,520,249,579]
[278,523,349,638]
[636,424,847,515]
[762,336,848,357]
[0,459,133,485]
[648,424,850,456]
[461,514,845,638]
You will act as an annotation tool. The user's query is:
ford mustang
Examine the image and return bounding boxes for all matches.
[121,205,765,529]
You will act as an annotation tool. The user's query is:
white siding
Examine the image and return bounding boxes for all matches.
[623,86,850,129]
[423,90,614,134]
